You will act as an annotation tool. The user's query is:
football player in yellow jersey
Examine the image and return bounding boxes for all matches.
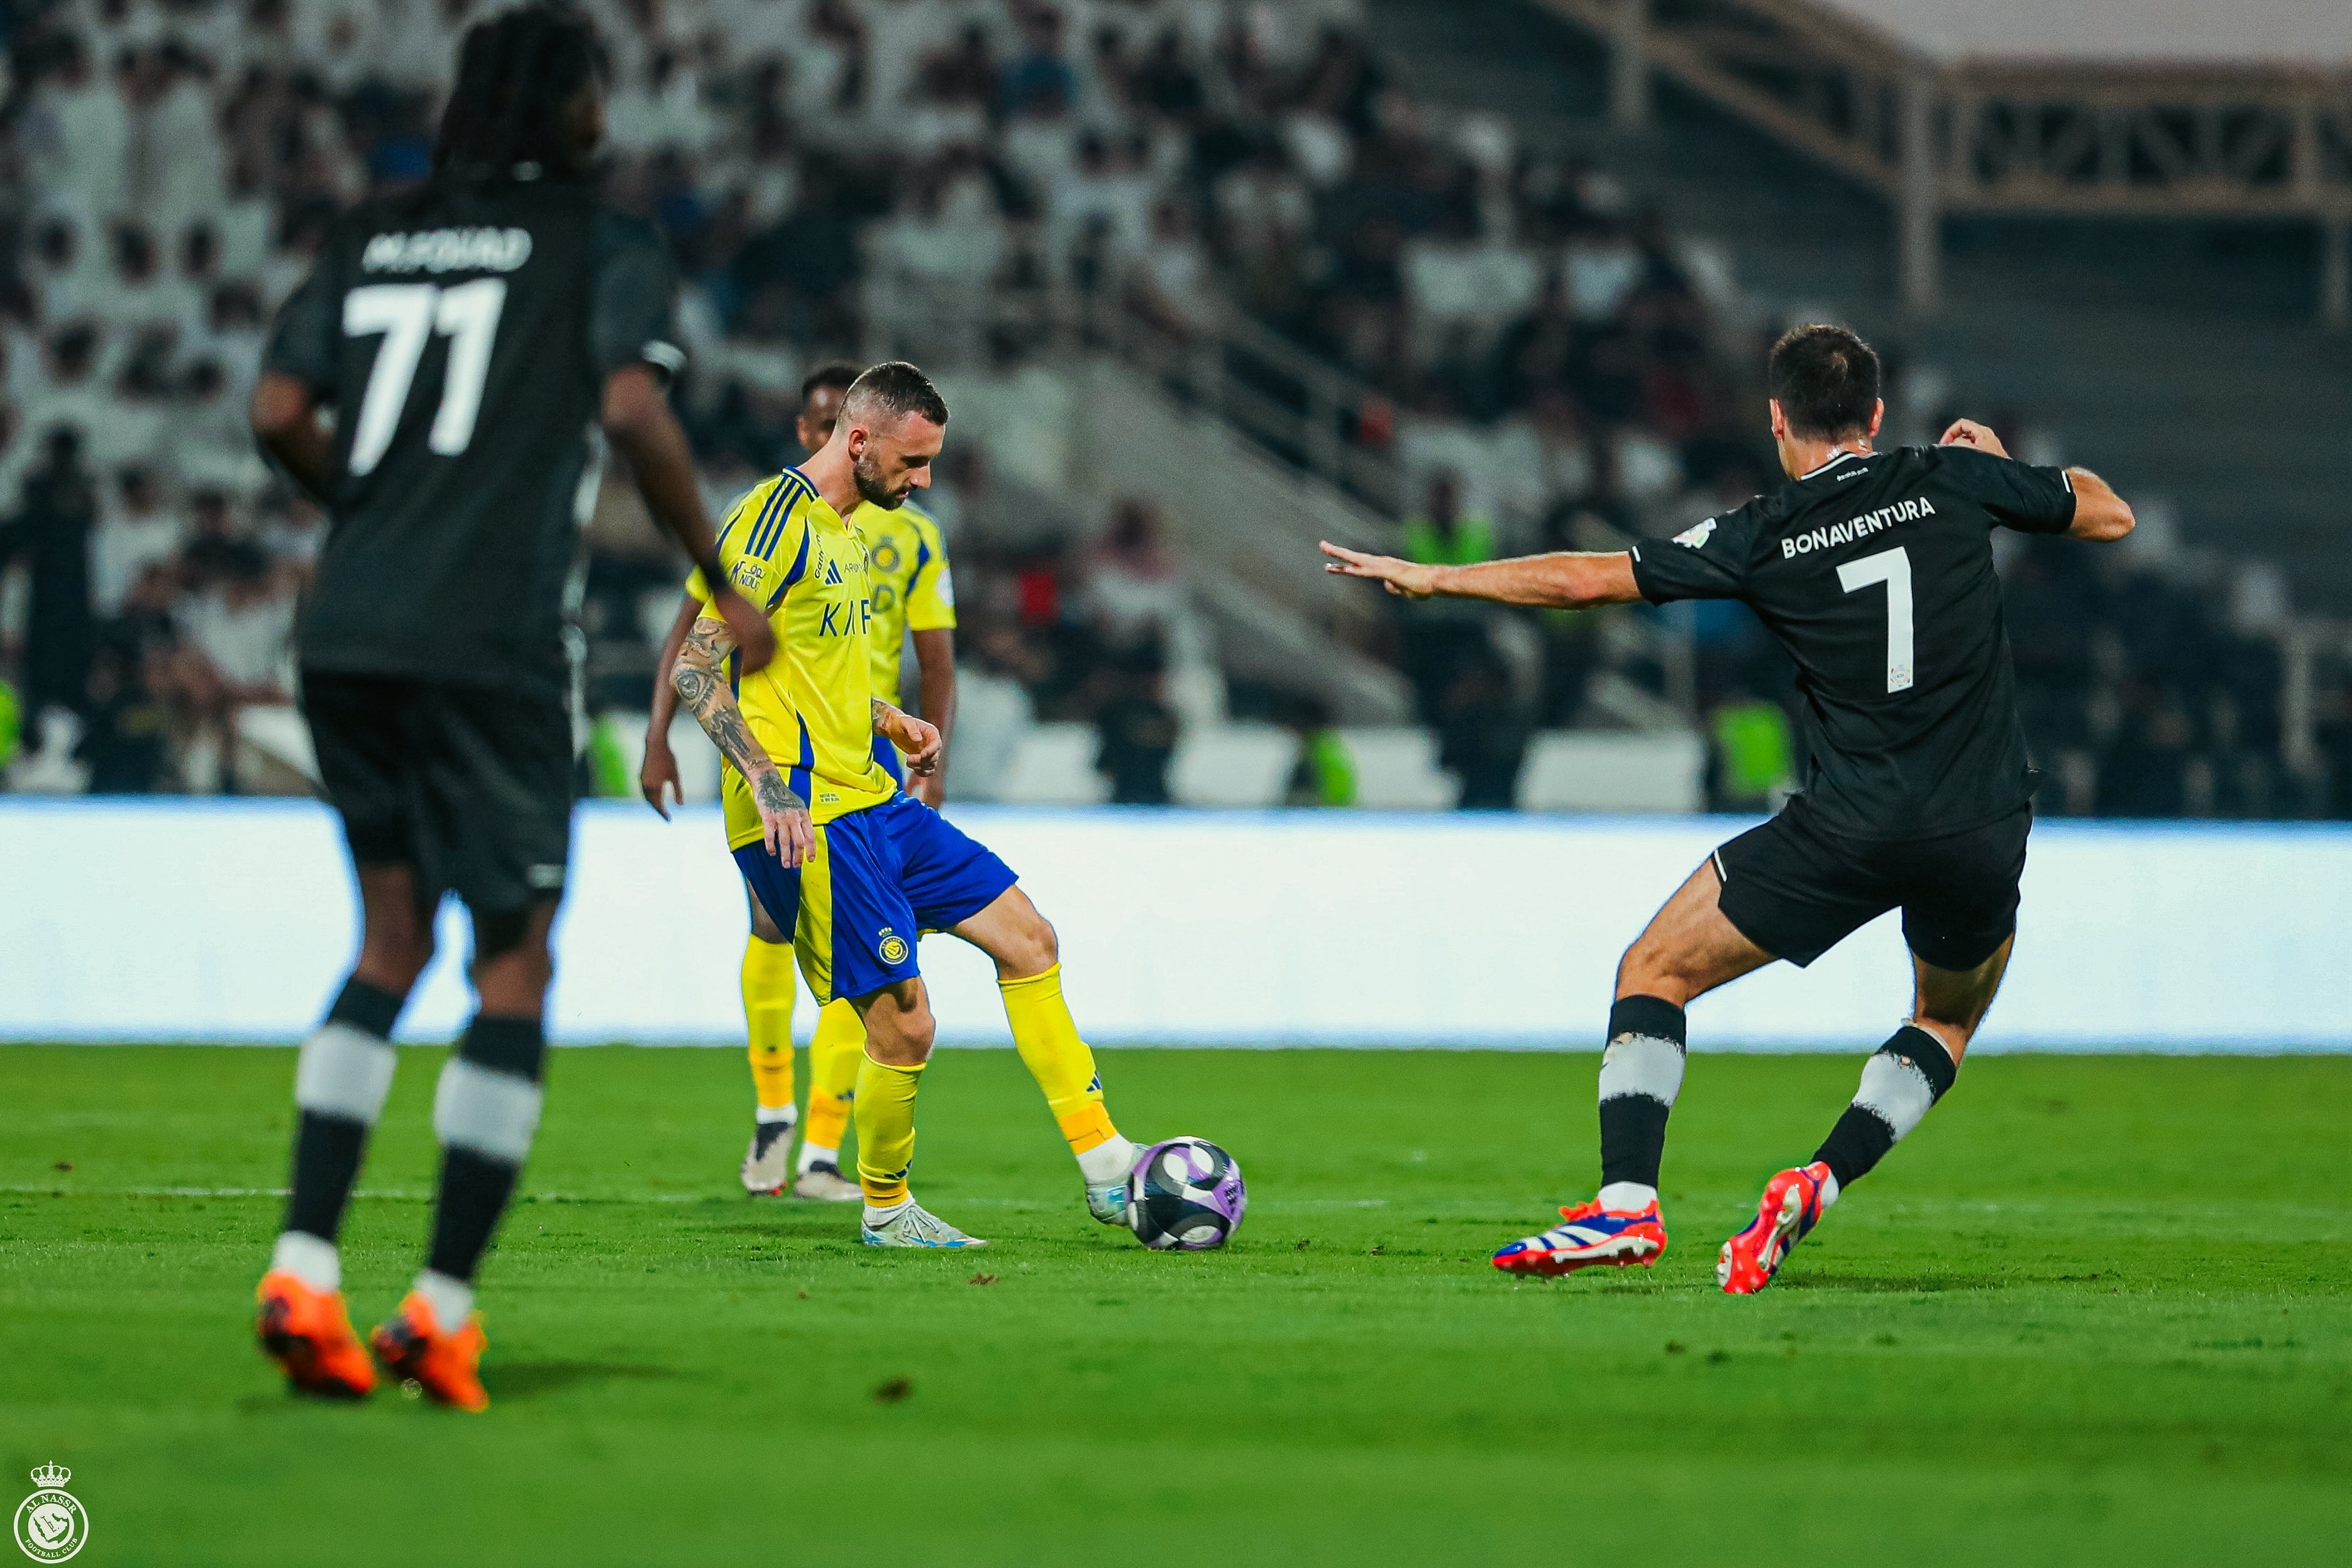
[670,361,1144,1245]
[642,363,960,1199]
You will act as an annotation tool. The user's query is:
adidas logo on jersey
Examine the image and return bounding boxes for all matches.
[824,558,846,586]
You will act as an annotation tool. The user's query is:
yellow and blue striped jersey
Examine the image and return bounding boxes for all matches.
[849,499,956,710]
[690,467,895,845]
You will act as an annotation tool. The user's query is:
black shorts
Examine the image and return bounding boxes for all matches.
[1713,803,2030,971]
[302,671,575,918]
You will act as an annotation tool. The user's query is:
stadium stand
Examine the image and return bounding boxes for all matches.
[1,0,2346,818]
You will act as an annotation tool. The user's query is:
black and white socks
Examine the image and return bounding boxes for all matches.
[419,1015,547,1328]
[1813,1025,1959,1201]
[273,977,405,1292]
[1596,995,1686,1212]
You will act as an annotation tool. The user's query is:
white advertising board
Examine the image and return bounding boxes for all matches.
[1,800,2344,1051]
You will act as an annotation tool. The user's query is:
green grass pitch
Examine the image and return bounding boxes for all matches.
[3,1044,2347,1565]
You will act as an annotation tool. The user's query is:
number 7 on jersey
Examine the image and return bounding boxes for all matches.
[1838,545,1914,693]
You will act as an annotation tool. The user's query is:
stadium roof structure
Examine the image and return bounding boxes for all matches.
[1808,0,2352,70]
[1538,0,2352,313]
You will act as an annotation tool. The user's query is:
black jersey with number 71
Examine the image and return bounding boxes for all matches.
[263,179,683,702]
[1629,445,2078,841]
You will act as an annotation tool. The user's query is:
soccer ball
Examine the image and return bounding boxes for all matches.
[1127,1137,1245,1251]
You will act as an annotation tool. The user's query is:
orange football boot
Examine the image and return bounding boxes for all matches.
[370,1293,490,1412]
[1718,1162,1831,1295]
[1490,1197,1669,1276]
[255,1270,377,1400]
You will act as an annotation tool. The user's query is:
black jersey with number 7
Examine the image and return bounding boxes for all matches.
[263,179,683,702]
[1629,444,2077,841]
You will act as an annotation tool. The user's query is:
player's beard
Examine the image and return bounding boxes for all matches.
[852,450,910,510]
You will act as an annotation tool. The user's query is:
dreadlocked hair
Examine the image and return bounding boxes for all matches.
[431,3,608,185]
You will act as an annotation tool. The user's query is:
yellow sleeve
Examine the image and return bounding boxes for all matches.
[688,477,807,612]
[903,513,958,632]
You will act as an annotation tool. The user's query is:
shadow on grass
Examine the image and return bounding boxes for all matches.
[703,1218,858,1240]
[491,1361,685,1400]
[1779,1273,1999,1294]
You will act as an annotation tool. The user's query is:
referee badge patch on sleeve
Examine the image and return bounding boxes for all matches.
[1673,518,1718,549]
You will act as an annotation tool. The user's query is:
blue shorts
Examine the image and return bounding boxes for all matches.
[872,730,905,786]
[732,794,1016,1003]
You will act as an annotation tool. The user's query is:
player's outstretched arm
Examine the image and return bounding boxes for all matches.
[674,614,813,865]
[2059,468,2135,543]
[1941,419,2134,543]
[602,364,776,675]
[1319,541,1643,610]
[639,592,703,818]
[872,698,943,779]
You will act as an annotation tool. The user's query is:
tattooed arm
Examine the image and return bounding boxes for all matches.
[673,614,815,866]
[871,697,943,780]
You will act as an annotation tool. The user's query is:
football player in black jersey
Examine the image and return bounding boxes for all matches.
[1322,323,2134,1294]
[248,3,773,1408]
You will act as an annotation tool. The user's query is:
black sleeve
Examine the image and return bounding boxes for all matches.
[261,254,343,396]
[1940,445,2077,535]
[1629,501,1762,604]
[588,209,685,385]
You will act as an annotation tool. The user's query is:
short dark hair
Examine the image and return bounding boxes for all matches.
[800,360,861,406]
[432,4,608,184]
[1769,324,1880,441]
[843,360,949,427]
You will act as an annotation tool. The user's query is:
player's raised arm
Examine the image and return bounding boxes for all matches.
[1319,541,1643,610]
[1940,418,2134,543]
[673,612,812,865]
[2058,468,2135,543]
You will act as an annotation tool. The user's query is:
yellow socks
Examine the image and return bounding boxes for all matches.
[999,964,1118,1156]
[853,1049,924,1206]
[742,935,798,1117]
[802,998,864,1166]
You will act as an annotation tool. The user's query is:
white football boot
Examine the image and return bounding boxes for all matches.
[792,1161,862,1201]
[1085,1139,1149,1228]
[739,1124,795,1196]
[860,1201,988,1249]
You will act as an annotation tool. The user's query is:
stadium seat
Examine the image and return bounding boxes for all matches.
[995,723,1110,806]
[1516,730,1706,815]
[1337,727,1459,811]
[1169,724,1300,809]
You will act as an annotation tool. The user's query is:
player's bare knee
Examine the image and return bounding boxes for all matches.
[867,1002,935,1064]
[901,1005,936,1058]
[1615,944,1688,1006]
[997,912,1058,979]
[358,921,434,992]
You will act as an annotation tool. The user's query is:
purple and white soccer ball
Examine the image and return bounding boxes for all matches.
[1127,1137,1246,1251]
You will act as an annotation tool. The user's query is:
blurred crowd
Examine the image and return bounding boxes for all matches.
[0,0,2342,815]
